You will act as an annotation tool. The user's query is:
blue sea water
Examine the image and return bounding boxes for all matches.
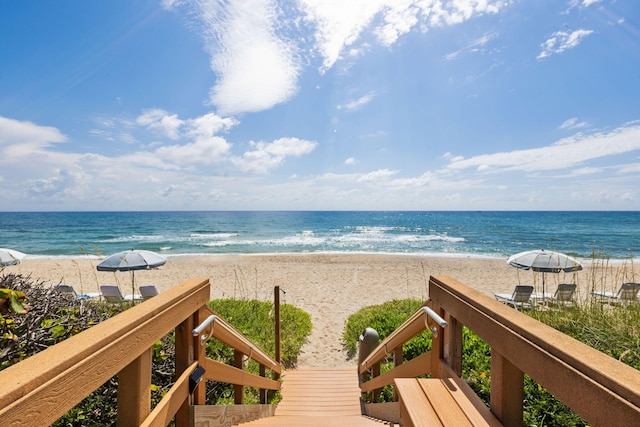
[0,211,638,261]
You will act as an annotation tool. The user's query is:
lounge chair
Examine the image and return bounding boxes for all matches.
[139,285,159,300]
[54,284,100,299]
[592,282,640,307]
[531,283,577,306]
[495,285,534,310]
[99,285,141,303]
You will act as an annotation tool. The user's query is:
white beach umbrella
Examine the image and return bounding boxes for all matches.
[97,250,166,299]
[0,248,27,266]
[96,249,166,272]
[507,249,582,301]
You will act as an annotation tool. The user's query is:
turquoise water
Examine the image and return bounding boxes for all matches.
[0,211,638,261]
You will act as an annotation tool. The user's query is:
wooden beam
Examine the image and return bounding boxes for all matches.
[204,358,280,391]
[140,361,197,427]
[117,348,152,426]
[490,351,523,427]
[360,352,431,393]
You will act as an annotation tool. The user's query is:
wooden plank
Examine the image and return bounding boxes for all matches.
[204,358,280,391]
[443,377,502,427]
[141,361,197,427]
[419,379,473,427]
[395,378,443,427]
[192,403,276,427]
[360,351,431,392]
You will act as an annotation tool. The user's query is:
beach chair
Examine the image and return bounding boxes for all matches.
[532,283,577,306]
[139,285,159,300]
[99,285,141,303]
[54,284,100,299]
[495,285,534,310]
[592,282,640,307]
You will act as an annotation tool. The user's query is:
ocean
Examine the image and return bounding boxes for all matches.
[0,211,638,262]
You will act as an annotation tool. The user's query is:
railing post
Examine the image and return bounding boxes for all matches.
[117,347,152,426]
[429,304,445,378]
[234,350,245,404]
[490,349,524,427]
[175,315,195,427]
[274,286,281,368]
[194,309,207,405]
[445,312,463,377]
[259,364,267,404]
[393,346,403,401]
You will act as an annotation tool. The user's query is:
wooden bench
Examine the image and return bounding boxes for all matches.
[395,377,503,427]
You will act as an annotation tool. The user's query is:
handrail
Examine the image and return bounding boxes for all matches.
[359,305,446,374]
[194,307,281,374]
[0,278,211,426]
[0,277,283,426]
[358,275,640,427]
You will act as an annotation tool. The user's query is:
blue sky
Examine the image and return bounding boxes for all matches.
[1,0,639,211]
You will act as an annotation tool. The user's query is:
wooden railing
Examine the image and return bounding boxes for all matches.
[0,278,282,426]
[359,275,640,426]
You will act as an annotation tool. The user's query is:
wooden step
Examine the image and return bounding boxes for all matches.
[237,368,388,426]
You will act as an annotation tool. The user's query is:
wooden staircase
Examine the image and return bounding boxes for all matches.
[238,368,389,426]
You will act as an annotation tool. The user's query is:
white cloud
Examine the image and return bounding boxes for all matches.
[165,1,510,114]
[537,29,593,60]
[356,168,397,183]
[338,92,376,111]
[172,0,301,115]
[0,116,67,156]
[232,137,318,174]
[344,157,358,165]
[137,109,184,139]
[559,117,588,130]
[582,0,602,6]
[447,124,640,173]
[445,31,498,60]
[300,1,509,72]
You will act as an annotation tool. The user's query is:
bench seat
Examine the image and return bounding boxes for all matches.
[395,377,503,427]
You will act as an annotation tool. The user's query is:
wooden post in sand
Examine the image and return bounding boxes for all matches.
[274,286,281,366]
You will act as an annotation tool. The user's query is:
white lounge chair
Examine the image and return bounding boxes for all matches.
[100,285,141,303]
[54,284,100,299]
[495,285,534,310]
[139,285,159,300]
[532,283,577,306]
[592,282,640,307]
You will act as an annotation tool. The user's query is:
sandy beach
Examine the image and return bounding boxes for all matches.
[7,254,619,368]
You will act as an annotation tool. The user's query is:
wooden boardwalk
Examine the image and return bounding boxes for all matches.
[239,368,388,426]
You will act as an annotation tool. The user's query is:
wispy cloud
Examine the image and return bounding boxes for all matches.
[232,137,318,174]
[445,31,498,60]
[559,117,588,130]
[166,1,510,114]
[537,29,593,60]
[167,0,301,115]
[338,92,376,111]
[446,124,640,173]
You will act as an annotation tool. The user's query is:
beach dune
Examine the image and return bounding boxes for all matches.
[10,254,602,367]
